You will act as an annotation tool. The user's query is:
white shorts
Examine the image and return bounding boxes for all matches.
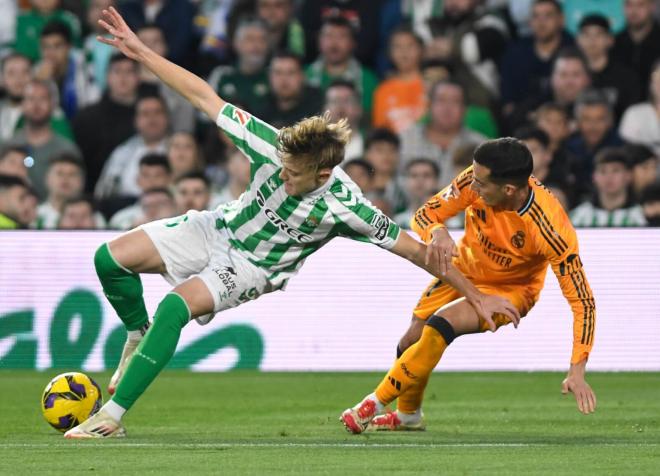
[140,210,272,325]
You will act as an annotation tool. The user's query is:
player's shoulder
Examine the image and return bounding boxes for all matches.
[522,178,576,250]
[454,165,474,189]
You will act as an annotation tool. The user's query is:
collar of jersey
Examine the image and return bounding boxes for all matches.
[300,168,336,201]
[517,187,535,216]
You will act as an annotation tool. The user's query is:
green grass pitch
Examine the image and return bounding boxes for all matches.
[1,371,658,475]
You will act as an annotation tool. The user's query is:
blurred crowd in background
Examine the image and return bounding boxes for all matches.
[1,0,660,231]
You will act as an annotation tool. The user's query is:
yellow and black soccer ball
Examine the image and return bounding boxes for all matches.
[41,372,102,433]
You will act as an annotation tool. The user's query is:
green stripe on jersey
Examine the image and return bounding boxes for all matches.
[221,104,279,147]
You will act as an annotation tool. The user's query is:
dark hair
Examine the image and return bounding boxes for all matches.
[0,144,29,161]
[108,53,138,70]
[343,158,374,177]
[554,47,590,78]
[622,143,657,166]
[61,195,96,213]
[535,102,569,119]
[271,50,304,68]
[514,126,550,149]
[640,182,660,205]
[389,25,424,50]
[40,20,72,44]
[0,173,29,191]
[429,80,465,103]
[321,15,356,39]
[1,52,31,72]
[136,93,168,110]
[533,0,562,14]
[174,170,211,188]
[139,153,171,172]
[48,152,85,171]
[141,187,174,199]
[365,128,400,149]
[405,158,440,178]
[473,138,533,186]
[326,79,361,102]
[574,88,612,116]
[578,13,611,33]
[594,147,631,169]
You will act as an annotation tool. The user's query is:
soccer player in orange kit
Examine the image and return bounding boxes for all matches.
[340,137,597,434]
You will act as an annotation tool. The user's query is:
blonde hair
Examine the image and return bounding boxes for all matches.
[278,112,351,170]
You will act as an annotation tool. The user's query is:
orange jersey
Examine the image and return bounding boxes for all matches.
[411,166,596,364]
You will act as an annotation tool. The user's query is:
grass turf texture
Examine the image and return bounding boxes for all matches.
[1,371,658,475]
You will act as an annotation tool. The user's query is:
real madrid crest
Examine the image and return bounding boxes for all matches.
[511,230,525,249]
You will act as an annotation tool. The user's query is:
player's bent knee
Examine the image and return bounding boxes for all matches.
[94,242,128,277]
[426,315,456,345]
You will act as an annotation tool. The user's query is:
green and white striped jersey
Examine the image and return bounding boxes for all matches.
[215,103,401,288]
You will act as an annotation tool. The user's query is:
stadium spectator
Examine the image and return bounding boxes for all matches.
[612,0,660,100]
[508,48,592,132]
[324,80,364,162]
[515,125,573,208]
[95,95,170,199]
[618,60,660,157]
[167,131,203,180]
[207,16,270,114]
[394,158,440,229]
[566,90,624,199]
[640,182,660,226]
[72,54,139,193]
[570,148,646,227]
[500,0,573,115]
[34,20,100,119]
[372,27,426,134]
[0,145,30,181]
[342,158,374,194]
[83,0,116,90]
[36,153,82,228]
[256,0,305,58]
[576,14,640,120]
[399,80,486,188]
[7,79,81,199]
[136,25,195,133]
[623,143,659,200]
[58,195,100,229]
[0,174,32,229]
[561,0,625,36]
[119,0,195,66]
[174,171,211,214]
[211,147,250,206]
[364,128,406,215]
[255,51,323,129]
[424,0,509,112]
[108,154,172,230]
[0,53,32,142]
[14,0,81,62]
[299,0,380,67]
[130,187,177,228]
[306,16,379,116]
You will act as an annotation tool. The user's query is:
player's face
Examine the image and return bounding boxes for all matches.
[470,162,507,206]
[175,179,210,213]
[47,162,83,199]
[59,202,96,229]
[279,156,330,196]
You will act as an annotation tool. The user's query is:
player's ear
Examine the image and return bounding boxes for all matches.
[316,168,332,181]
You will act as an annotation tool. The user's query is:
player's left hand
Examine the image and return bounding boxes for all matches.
[562,374,597,414]
[468,293,520,331]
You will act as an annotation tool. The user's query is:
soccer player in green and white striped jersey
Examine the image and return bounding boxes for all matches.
[64,7,518,439]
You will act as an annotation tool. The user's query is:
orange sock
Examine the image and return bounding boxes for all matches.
[375,317,454,406]
[397,375,430,414]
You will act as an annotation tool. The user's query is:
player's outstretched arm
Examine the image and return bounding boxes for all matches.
[97,7,224,121]
[562,359,596,414]
[391,232,520,330]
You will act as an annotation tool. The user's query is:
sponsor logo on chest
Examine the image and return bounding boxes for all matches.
[256,190,313,243]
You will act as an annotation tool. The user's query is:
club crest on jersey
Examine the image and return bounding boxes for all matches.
[233,108,251,126]
[266,178,278,192]
[511,230,525,249]
[303,216,320,228]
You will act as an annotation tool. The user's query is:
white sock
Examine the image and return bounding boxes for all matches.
[363,393,385,414]
[102,400,127,421]
[127,329,145,341]
[397,408,422,424]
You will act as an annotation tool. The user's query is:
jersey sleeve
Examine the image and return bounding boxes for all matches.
[215,103,281,167]
[326,181,401,249]
[411,166,478,243]
[529,199,596,364]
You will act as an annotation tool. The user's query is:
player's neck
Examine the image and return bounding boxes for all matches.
[500,186,531,212]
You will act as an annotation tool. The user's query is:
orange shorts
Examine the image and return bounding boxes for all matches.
[413,278,539,332]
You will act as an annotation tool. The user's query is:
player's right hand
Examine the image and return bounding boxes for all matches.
[97,7,147,61]
[426,227,458,276]
[468,293,521,332]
